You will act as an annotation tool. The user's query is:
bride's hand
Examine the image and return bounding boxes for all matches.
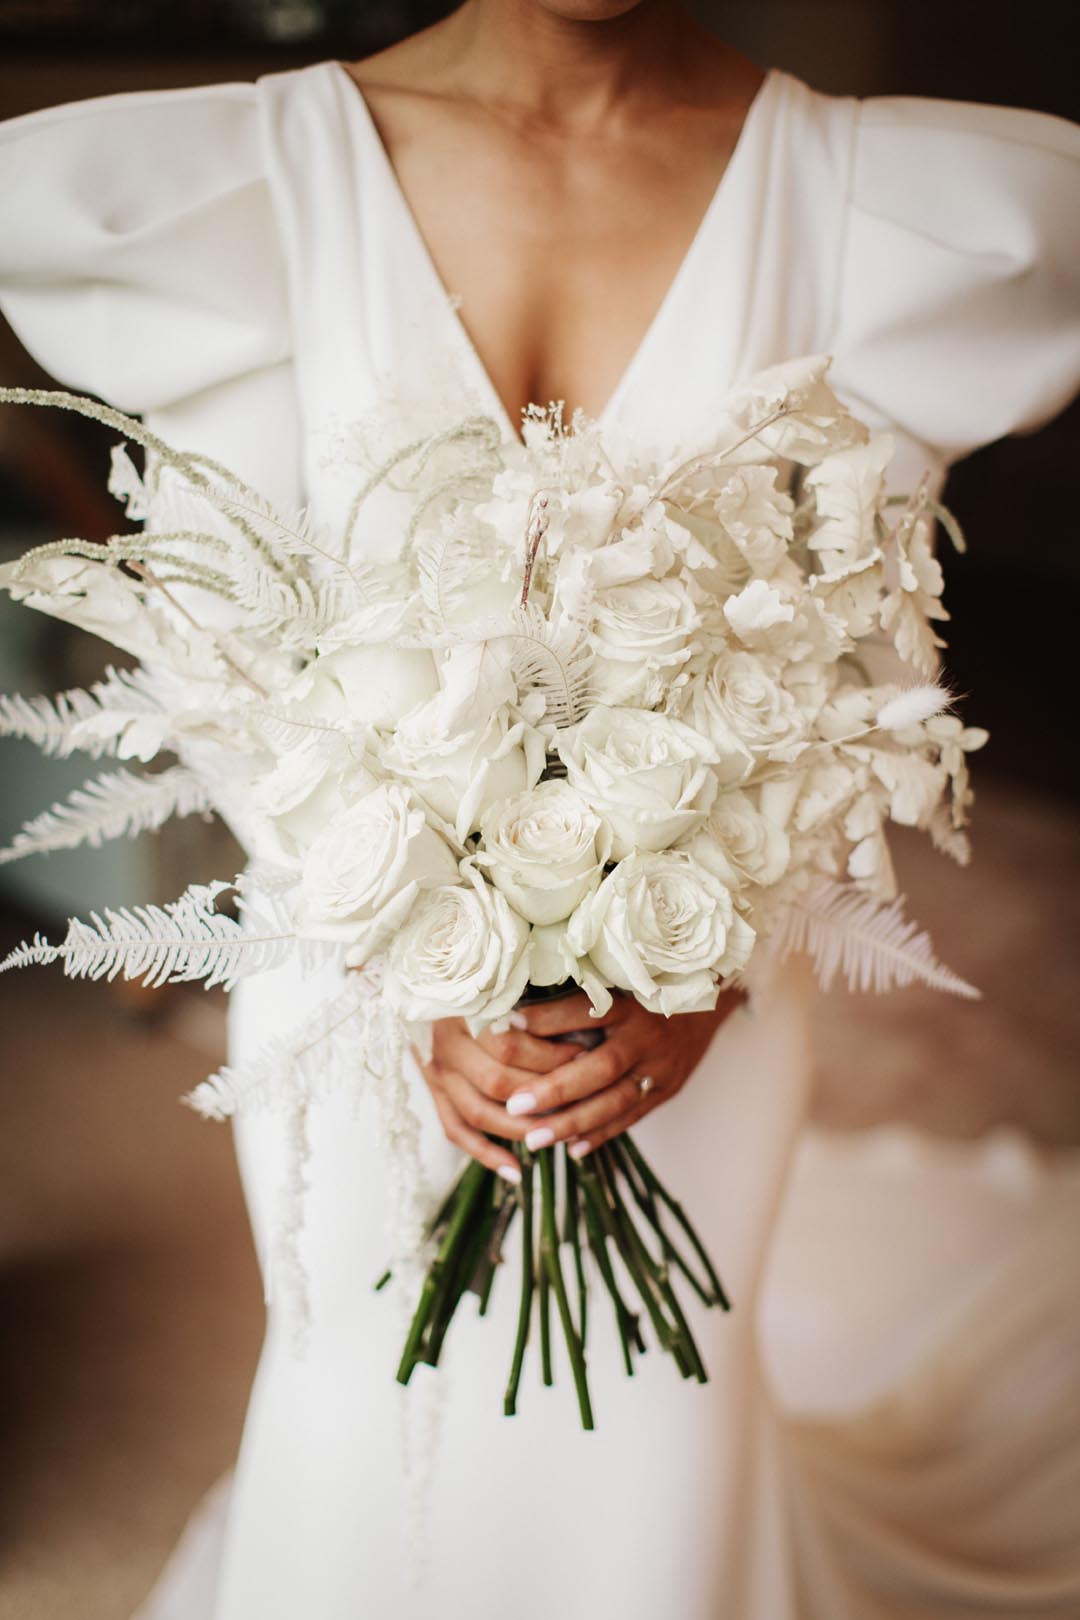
[502,989,745,1160]
[415,1015,582,1182]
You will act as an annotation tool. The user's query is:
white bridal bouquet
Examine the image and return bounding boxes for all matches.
[0,356,986,1426]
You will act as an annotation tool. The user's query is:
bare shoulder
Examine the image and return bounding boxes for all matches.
[338,18,459,106]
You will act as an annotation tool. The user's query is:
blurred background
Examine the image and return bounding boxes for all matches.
[0,3,1077,1617]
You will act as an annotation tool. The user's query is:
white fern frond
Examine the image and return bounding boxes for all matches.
[470,605,593,726]
[771,881,980,998]
[185,979,372,1119]
[216,488,383,606]
[0,878,297,990]
[0,766,213,865]
[247,704,368,761]
[233,884,335,979]
[0,665,177,764]
[0,687,102,755]
[415,518,480,623]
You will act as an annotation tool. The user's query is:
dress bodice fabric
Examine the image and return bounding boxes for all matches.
[2,60,1079,1620]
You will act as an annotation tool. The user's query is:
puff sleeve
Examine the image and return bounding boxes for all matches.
[0,82,290,417]
[828,95,1080,479]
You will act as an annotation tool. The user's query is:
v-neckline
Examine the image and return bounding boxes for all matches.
[329,59,775,446]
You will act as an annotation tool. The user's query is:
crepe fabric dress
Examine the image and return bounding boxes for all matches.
[2,60,1080,1620]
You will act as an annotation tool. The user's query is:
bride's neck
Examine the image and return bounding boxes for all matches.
[439,0,720,129]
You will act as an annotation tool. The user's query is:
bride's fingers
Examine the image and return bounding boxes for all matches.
[439,1021,574,1102]
[427,1083,523,1182]
[512,1070,656,1153]
[563,1098,651,1161]
[503,1032,642,1115]
[474,1024,580,1077]
[511,991,624,1039]
[436,1063,534,1145]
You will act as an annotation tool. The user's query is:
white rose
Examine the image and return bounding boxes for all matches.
[255,749,380,861]
[384,864,531,1027]
[294,783,460,956]
[551,512,677,619]
[383,699,546,843]
[680,789,791,891]
[555,707,717,859]
[566,850,755,1016]
[588,577,700,705]
[477,781,610,926]
[685,652,806,782]
[314,641,440,729]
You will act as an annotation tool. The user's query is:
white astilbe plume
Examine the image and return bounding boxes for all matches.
[185,979,372,1120]
[771,881,980,998]
[0,878,295,990]
[0,766,212,865]
[185,977,376,1357]
[185,970,432,1362]
[875,682,952,732]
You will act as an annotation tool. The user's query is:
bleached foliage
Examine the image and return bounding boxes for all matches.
[0,879,295,990]
[0,766,212,864]
[770,881,980,998]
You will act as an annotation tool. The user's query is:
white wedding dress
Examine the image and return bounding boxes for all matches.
[2,60,1080,1620]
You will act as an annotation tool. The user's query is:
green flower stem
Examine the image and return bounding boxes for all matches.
[477,1194,515,1318]
[581,1175,640,1375]
[597,1154,708,1384]
[503,1147,535,1416]
[423,1176,496,1367]
[595,1152,701,1381]
[395,1157,489,1384]
[579,1161,677,1358]
[563,1154,588,1346]
[538,1148,594,1430]
[538,1249,553,1387]
[372,1152,473,1295]
[610,1138,716,1308]
[622,1136,730,1311]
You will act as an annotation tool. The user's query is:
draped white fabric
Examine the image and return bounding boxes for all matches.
[2,60,1079,1620]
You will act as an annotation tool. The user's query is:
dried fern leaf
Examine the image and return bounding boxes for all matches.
[0,667,174,763]
[471,605,593,727]
[0,879,296,990]
[0,766,212,865]
[771,880,980,998]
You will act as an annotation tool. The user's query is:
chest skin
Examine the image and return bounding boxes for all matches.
[345,59,765,428]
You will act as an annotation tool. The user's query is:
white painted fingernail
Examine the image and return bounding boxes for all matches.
[488,1017,511,1035]
[568,1140,592,1161]
[506,1091,537,1116]
[497,1163,522,1185]
[525,1125,555,1151]
[509,1012,529,1030]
